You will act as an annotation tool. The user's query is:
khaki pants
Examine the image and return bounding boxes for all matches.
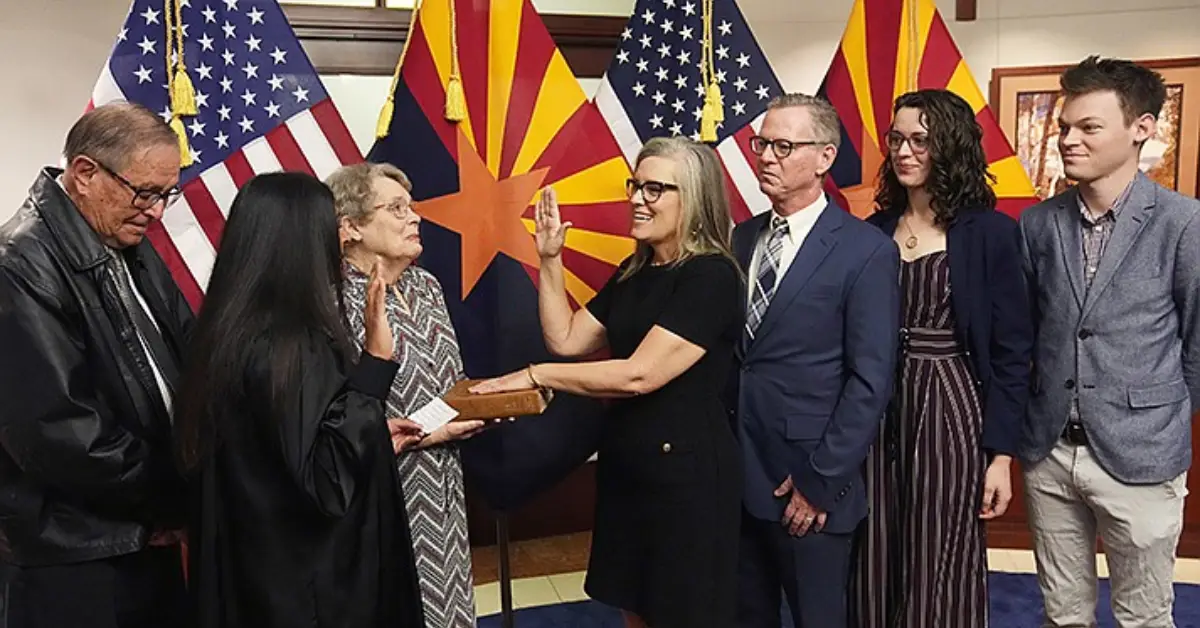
[1024,439,1187,628]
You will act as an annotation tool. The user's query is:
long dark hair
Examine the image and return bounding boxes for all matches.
[175,172,353,472]
[874,89,997,226]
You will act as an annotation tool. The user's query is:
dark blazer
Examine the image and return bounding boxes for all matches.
[731,204,900,534]
[867,207,1033,456]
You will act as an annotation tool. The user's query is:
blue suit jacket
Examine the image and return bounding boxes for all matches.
[730,203,900,534]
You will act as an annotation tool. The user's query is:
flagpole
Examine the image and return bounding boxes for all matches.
[496,514,515,627]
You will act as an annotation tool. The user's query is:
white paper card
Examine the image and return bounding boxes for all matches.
[409,397,459,433]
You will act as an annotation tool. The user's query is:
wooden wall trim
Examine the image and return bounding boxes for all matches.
[282,4,625,77]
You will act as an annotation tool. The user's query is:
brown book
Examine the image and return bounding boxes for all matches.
[442,379,552,421]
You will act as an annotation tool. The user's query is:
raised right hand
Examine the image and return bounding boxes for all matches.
[534,186,572,259]
[363,257,394,360]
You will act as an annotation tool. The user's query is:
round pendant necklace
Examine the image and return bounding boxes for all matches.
[902,215,919,249]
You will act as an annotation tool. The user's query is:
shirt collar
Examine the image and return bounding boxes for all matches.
[1077,179,1134,223]
[770,193,827,243]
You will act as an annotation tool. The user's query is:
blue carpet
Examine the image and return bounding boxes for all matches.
[478,572,1200,627]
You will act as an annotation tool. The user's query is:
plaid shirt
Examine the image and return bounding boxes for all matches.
[1068,181,1134,426]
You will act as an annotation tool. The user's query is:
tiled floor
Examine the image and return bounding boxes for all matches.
[471,534,1200,618]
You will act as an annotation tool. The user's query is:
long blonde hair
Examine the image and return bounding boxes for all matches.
[620,136,737,281]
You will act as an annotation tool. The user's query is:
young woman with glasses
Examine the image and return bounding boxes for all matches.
[849,89,1034,627]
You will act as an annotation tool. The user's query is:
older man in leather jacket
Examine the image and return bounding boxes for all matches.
[0,102,195,627]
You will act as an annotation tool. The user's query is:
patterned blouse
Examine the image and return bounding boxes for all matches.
[343,262,476,628]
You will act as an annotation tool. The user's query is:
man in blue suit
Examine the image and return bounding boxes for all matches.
[731,94,900,628]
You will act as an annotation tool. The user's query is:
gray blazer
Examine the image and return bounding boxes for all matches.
[1018,173,1200,484]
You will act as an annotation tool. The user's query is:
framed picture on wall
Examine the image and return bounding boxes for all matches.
[989,57,1200,200]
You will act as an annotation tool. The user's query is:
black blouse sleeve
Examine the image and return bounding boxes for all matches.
[279,334,398,518]
[656,256,744,350]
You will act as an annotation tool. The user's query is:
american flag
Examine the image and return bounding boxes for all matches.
[593,0,783,222]
[88,0,362,309]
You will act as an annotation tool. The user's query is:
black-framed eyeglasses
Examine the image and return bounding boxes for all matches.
[885,131,930,154]
[748,135,825,158]
[91,158,182,210]
[625,178,679,203]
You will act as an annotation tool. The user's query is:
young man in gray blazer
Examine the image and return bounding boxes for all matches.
[1019,56,1200,627]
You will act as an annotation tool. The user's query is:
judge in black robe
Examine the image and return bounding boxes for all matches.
[175,172,425,628]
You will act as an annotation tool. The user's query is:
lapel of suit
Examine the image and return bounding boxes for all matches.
[946,213,974,332]
[749,206,841,349]
[1053,189,1087,310]
[735,213,768,273]
[1080,173,1156,320]
[735,214,768,358]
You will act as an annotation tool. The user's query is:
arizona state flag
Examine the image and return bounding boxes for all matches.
[367,0,634,509]
[818,0,1038,218]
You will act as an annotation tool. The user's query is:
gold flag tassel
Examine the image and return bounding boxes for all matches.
[166,0,197,116]
[443,0,466,122]
[164,0,193,166]
[699,0,723,143]
[376,0,425,138]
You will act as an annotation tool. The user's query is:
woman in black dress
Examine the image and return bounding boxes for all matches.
[850,89,1033,626]
[472,137,744,628]
[175,172,425,627]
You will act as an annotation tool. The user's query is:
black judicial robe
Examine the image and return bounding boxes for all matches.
[188,332,424,628]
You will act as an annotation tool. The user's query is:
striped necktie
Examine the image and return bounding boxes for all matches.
[745,216,789,340]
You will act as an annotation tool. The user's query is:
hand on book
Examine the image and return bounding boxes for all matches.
[468,368,538,395]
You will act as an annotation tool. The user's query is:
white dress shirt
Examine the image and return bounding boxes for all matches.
[746,193,828,304]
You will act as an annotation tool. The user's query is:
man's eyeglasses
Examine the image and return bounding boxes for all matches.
[92,158,182,210]
[748,135,826,159]
[885,131,930,154]
[625,178,679,203]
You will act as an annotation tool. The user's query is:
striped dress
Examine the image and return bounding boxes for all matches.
[344,263,476,628]
[850,251,989,627]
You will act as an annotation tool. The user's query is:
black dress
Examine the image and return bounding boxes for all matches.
[583,254,744,628]
[188,332,425,628]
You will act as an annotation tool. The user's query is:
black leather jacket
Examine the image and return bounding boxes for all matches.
[0,168,193,566]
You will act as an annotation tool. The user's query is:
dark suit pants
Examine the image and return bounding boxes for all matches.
[737,508,853,628]
[0,546,190,628]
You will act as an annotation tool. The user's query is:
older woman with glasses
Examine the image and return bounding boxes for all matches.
[326,162,489,628]
[473,137,745,628]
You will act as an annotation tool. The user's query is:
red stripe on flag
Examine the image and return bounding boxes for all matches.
[917,13,961,89]
[309,99,363,165]
[730,126,760,177]
[822,51,866,160]
[499,0,557,179]
[562,247,622,293]
[555,201,631,237]
[145,223,204,312]
[455,0,490,162]
[864,0,902,143]
[223,151,257,188]
[532,103,619,183]
[265,124,316,175]
[720,161,754,224]
[824,178,853,215]
[977,107,1018,160]
[996,197,1034,219]
[400,25,457,159]
[182,180,226,247]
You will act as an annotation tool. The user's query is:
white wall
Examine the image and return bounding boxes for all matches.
[3,0,1198,223]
